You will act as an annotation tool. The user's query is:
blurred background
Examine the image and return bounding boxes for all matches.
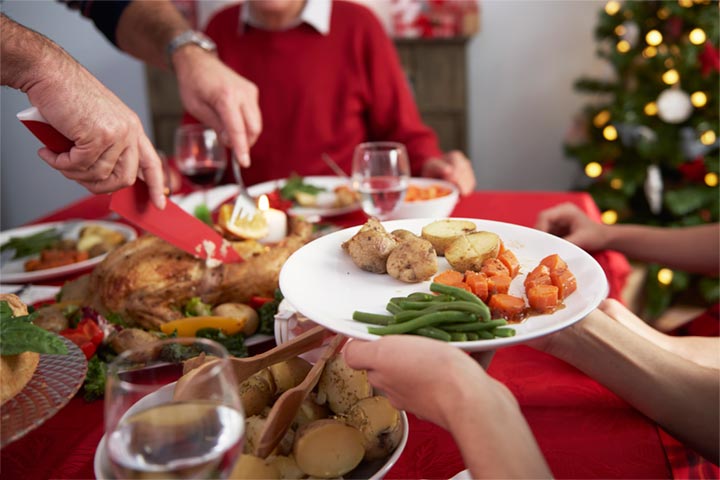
[0,0,607,229]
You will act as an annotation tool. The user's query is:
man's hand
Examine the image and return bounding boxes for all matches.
[421,150,476,195]
[172,47,262,168]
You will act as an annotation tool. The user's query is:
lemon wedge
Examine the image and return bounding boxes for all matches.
[217,204,269,239]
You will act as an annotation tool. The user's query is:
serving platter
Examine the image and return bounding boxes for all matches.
[0,337,87,447]
[0,220,137,283]
[279,218,609,352]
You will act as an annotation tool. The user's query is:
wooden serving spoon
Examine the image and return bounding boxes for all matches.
[173,325,328,401]
[254,333,346,459]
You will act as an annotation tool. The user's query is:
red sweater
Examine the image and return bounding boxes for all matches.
[199,0,442,187]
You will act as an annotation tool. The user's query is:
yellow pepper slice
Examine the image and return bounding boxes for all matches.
[159,316,246,337]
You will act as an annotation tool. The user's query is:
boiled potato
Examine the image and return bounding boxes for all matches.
[239,371,275,416]
[212,302,259,336]
[444,231,501,272]
[268,357,312,395]
[421,219,477,256]
[230,454,280,479]
[386,235,438,283]
[292,395,331,429]
[267,455,305,479]
[317,353,373,414]
[293,419,365,478]
[344,396,403,461]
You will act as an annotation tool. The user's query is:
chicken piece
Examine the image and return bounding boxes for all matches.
[79,220,312,330]
[386,233,438,283]
[342,218,397,274]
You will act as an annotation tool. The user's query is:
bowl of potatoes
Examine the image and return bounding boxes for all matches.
[389,177,459,220]
[232,351,409,479]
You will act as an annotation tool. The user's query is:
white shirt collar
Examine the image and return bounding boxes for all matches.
[240,0,331,35]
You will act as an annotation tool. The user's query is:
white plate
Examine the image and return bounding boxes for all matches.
[279,218,609,352]
[247,176,360,217]
[0,221,137,283]
[171,184,239,216]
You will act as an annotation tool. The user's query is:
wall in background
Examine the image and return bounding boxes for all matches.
[468,0,607,191]
[0,1,152,229]
[1,0,607,229]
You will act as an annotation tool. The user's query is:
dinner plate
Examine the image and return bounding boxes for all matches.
[0,220,137,283]
[247,176,360,217]
[0,337,87,447]
[279,218,609,352]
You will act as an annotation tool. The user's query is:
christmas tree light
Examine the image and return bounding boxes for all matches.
[657,268,674,285]
[690,91,707,107]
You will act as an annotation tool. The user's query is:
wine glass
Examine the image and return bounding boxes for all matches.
[351,142,410,220]
[104,338,244,479]
[174,124,228,207]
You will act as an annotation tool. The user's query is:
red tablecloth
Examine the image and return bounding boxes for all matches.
[1,190,688,479]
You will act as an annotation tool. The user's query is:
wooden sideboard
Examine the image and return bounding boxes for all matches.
[146,38,470,156]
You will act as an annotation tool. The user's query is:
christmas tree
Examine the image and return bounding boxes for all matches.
[566,0,719,318]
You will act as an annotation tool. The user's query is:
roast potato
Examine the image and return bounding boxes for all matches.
[445,231,501,272]
[292,395,331,429]
[386,234,438,283]
[267,455,305,479]
[239,371,275,416]
[211,302,259,336]
[341,218,397,274]
[421,219,477,255]
[293,419,365,478]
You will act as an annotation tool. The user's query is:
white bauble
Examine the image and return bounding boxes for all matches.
[621,21,640,47]
[644,164,663,214]
[656,89,693,124]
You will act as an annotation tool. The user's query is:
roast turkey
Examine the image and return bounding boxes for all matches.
[62,220,312,330]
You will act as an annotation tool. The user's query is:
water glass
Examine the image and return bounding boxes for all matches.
[105,338,244,479]
[351,142,410,220]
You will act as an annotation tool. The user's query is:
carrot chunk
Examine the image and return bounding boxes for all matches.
[434,270,465,286]
[489,294,526,322]
[481,258,509,277]
[488,274,511,296]
[498,249,520,278]
[527,284,560,313]
[540,254,568,272]
[551,268,577,299]
[524,265,552,290]
[465,271,489,302]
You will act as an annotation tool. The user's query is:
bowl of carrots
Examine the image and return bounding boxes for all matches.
[389,177,459,220]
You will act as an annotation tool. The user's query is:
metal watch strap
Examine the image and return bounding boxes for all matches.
[166,30,217,68]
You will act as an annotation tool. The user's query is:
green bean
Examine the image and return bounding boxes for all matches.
[352,311,394,326]
[492,327,516,338]
[450,332,468,342]
[399,300,488,317]
[407,292,437,302]
[477,331,494,340]
[413,326,452,342]
[429,283,491,321]
[466,333,479,341]
[368,311,475,335]
[443,319,508,332]
[385,301,402,315]
[393,310,425,323]
[396,300,435,310]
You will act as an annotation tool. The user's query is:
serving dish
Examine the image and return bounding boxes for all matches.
[388,177,459,220]
[0,220,137,283]
[279,218,608,352]
[94,381,408,479]
[0,337,87,447]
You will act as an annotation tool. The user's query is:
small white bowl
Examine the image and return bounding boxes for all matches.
[388,177,459,220]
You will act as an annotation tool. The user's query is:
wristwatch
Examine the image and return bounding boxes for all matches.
[166,30,217,68]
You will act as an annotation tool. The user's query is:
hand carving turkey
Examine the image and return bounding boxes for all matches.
[63,221,311,330]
